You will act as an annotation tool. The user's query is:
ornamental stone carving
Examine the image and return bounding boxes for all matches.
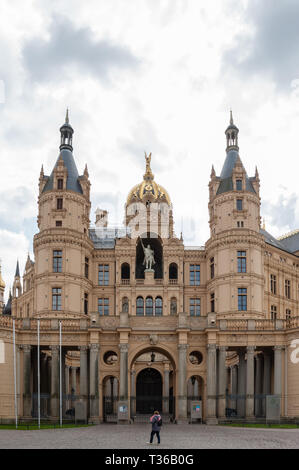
[149,334,158,345]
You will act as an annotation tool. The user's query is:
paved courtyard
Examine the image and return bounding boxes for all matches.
[0,424,299,449]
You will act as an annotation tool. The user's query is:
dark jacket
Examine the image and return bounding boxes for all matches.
[151,414,162,431]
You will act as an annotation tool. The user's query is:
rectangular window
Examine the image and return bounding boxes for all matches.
[210,292,215,313]
[238,288,247,311]
[57,178,63,190]
[236,179,243,191]
[53,250,62,273]
[56,220,62,227]
[52,288,62,311]
[190,264,200,285]
[270,274,277,294]
[98,264,109,285]
[85,257,89,279]
[210,257,215,279]
[84,293,88,315]
[98,298,109,316]
[237,251,246,273]
[285,279,291,299]
[190,298,201,316]
[57,198,63,210]
[271,305,277,320]
[236,199,243,211]
[286,308,291,320]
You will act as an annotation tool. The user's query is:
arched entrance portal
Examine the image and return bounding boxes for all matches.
[136,368,162,414]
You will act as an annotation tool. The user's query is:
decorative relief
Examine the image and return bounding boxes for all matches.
[149,334,158,345]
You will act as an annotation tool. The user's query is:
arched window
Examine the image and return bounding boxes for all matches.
[145,296,153,316]
[136,297,144,316]
[155,297,163,316]
[121,263,130,280]
[169,263,178,280]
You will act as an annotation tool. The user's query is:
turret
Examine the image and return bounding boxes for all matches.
[37,110,91,233]
[208,112,261,236]
[12,260,22,298]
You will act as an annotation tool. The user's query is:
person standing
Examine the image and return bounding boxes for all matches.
[147,410,162,444]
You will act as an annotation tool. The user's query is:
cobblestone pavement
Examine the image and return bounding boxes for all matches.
[1,424,299,449]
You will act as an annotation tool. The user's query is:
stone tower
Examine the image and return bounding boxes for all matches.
[34,111,93,316]
[206,113,264,319]
[0,261,5,311]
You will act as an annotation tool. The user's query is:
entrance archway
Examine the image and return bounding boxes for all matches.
[136,368,162,414]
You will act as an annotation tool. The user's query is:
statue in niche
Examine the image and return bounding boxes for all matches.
[122,297,129,313]
[140,238,155,270]
[170,298,177,315]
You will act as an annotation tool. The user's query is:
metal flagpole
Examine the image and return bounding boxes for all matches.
[59,321,62,427]
[37,319,40,429]
[12,319,18,429]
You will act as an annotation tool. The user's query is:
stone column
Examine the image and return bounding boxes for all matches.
[177,344,188,422]
[262,351,272,416]
[254,354,263,417]
[231,365,238,410]
[50,345,59,418]
[22,345,32,417]
[163,362,170,414]
[131,369,136,415]
[119,344,129,400]
[79,346,88,416]
[246,346,255,418]
[274,346,283,396]
[218,346,227,418]
[65,365,70,410]
[206,343,218,424]
[71,366,77,396]
[237,350,246,417]
[89,344,99,420]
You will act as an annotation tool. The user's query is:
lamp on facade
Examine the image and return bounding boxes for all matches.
[150,351,155,362]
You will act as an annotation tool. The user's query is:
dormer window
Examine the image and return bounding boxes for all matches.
[57,178,63,190]
[236,179,242,191]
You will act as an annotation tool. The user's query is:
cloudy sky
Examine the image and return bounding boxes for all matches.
[1,0,299,298]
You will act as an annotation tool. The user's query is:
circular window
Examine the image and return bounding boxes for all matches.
[189,351,203,365]
[104,351,118,365]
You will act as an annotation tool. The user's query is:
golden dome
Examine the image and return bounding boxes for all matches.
[126,152,171,206]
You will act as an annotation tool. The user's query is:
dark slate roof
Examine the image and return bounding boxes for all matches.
[89,228,131,249]
[260,228,294,253]
[278,232,299,254]
[42,149,83,194]
[3,295,12,315]
[216,149,256,195]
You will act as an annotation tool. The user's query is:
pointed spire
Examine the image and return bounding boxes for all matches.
[225,110,239,151]
[210,165,216,178]
[230,109,234,125]
[60,109,74,151]
[84,164,89,178]
[15,260,20,278]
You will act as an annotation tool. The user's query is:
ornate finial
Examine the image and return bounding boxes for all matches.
[211,165,216,178]
[230,109,233,125]
[262,217,266,230]
[65,108,69,124]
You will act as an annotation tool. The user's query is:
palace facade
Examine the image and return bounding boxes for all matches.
[0,112,299,424]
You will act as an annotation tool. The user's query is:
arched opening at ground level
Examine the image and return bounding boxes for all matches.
[136,368,162,413]
[102,375,119,423]
[130,346,176,422]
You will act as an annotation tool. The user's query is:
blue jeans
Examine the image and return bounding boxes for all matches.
[150,430,160,443]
